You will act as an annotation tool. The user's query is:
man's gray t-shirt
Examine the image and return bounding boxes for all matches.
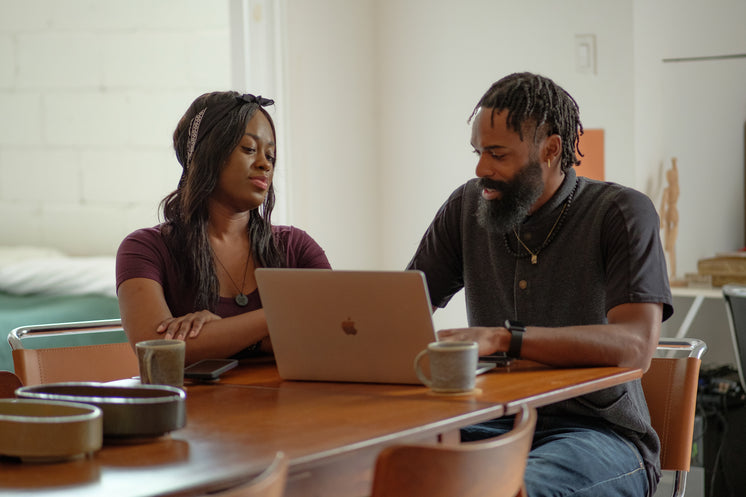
[408,168,673,494]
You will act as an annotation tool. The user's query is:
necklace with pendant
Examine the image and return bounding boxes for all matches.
[513,202,567,264]
[213,250,251,307]
[504,178,577,264]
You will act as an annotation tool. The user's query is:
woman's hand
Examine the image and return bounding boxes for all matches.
[436,326,504,356]
[157,310,222,340]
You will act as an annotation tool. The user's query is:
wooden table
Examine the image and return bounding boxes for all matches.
[0,359,641,497]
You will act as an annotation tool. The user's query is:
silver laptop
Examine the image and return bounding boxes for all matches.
[256,268,495,385]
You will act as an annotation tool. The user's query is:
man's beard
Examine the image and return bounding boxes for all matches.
[476,159,544,234]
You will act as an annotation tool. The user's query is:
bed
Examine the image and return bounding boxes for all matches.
[0,246,122,373]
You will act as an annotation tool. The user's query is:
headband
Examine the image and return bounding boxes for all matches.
[185,93,275,167]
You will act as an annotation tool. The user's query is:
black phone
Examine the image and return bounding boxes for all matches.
[479,354,513,367]
[184,359,238,380]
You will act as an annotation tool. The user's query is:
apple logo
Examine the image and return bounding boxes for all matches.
[341,317,357,335]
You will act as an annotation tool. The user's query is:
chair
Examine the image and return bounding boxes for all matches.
[7,319,139,386]
[370,404,536,497]
[0,371,22,397]
[641,337,707,497]
[202,452,288,497]
[722,284,746,390]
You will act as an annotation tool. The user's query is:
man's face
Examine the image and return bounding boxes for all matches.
[471,108,545,233]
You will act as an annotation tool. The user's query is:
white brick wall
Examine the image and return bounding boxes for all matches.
[0,35,14,88]
[0,0,232,255]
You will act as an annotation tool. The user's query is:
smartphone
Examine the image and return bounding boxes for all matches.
[184,359,238,380]
[479,354,513,367]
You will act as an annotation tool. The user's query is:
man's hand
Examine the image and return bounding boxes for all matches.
[436,326,505,356]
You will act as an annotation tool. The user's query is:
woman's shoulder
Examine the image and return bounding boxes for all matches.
[124,225,164,241]
[271,224,320,251]
[272,224,312,242]
[271,225,331,269]
[119,225,168,251]
[115,225,173,289]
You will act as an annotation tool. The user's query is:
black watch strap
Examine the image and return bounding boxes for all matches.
[505,319,526,359]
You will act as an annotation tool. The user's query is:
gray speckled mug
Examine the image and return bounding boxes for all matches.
[136,339,185,388]
[414,341,478,393]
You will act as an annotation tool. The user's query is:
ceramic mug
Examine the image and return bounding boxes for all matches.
[136,339,186,388]
[414,341,478,393]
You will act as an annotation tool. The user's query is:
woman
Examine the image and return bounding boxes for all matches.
[116,92,331,364]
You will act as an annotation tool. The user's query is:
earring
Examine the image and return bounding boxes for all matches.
[547,158,552,168]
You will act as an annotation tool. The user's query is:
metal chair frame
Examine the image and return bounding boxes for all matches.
[722,284,746,390]
[7,319,138,385]
[642,337,707,497]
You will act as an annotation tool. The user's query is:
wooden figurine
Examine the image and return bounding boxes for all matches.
[660,158,679,281]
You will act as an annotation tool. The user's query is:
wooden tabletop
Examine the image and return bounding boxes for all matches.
[0,359,641,497]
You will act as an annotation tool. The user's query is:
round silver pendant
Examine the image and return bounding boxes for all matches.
[235,293,249,307]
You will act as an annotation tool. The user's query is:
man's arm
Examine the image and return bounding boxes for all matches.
[437,302,662,371]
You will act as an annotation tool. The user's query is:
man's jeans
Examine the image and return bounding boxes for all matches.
[461,414,650,497]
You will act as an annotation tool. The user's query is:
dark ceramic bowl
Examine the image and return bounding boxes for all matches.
[15,382,186,439]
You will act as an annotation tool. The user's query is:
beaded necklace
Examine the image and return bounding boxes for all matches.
[504,178,578,264]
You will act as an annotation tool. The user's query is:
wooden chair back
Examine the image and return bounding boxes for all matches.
[641,337,707,497]
[0,371,22,397]
[203,452,288,497]
[370,404,536,497]
[8,319,139,386]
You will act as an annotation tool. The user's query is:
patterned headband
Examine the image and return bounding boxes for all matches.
[185,93,275,167]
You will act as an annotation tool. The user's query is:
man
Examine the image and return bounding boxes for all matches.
[407,72,673,497]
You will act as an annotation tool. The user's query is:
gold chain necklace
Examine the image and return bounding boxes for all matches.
[512,201,568,265]
[213,250,251,306]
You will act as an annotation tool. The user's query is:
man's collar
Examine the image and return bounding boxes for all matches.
[530,168,578,220]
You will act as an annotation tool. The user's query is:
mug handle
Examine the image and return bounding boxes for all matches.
[143,348,155,384]
[414,349,432,387]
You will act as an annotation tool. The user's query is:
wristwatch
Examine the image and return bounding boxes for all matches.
[505,320,526,359]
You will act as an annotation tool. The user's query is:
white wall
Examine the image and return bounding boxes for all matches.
[374,0,635,328]
[0,0,232,255]
[281,0,745,330]
[375,0,635,269]
[1,0,745,335]
[282,0,380,270]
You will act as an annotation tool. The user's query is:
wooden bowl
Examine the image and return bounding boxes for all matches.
[0,399,103,462]
[15,383,186,439]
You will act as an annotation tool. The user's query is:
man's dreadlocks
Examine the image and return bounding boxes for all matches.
[469,72,584,172]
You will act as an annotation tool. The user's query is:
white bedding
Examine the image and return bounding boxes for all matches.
[0,246,117,298]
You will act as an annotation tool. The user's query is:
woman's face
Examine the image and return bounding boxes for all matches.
[211,110,276,212]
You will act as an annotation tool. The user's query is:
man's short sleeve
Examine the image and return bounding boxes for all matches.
[407,185,466,307]
[601,189,674,321]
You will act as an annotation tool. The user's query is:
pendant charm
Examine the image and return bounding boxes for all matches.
[530,255,538,264]
[235,293,249,307]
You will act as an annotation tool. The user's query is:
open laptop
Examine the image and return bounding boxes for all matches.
[255,268,496,385]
